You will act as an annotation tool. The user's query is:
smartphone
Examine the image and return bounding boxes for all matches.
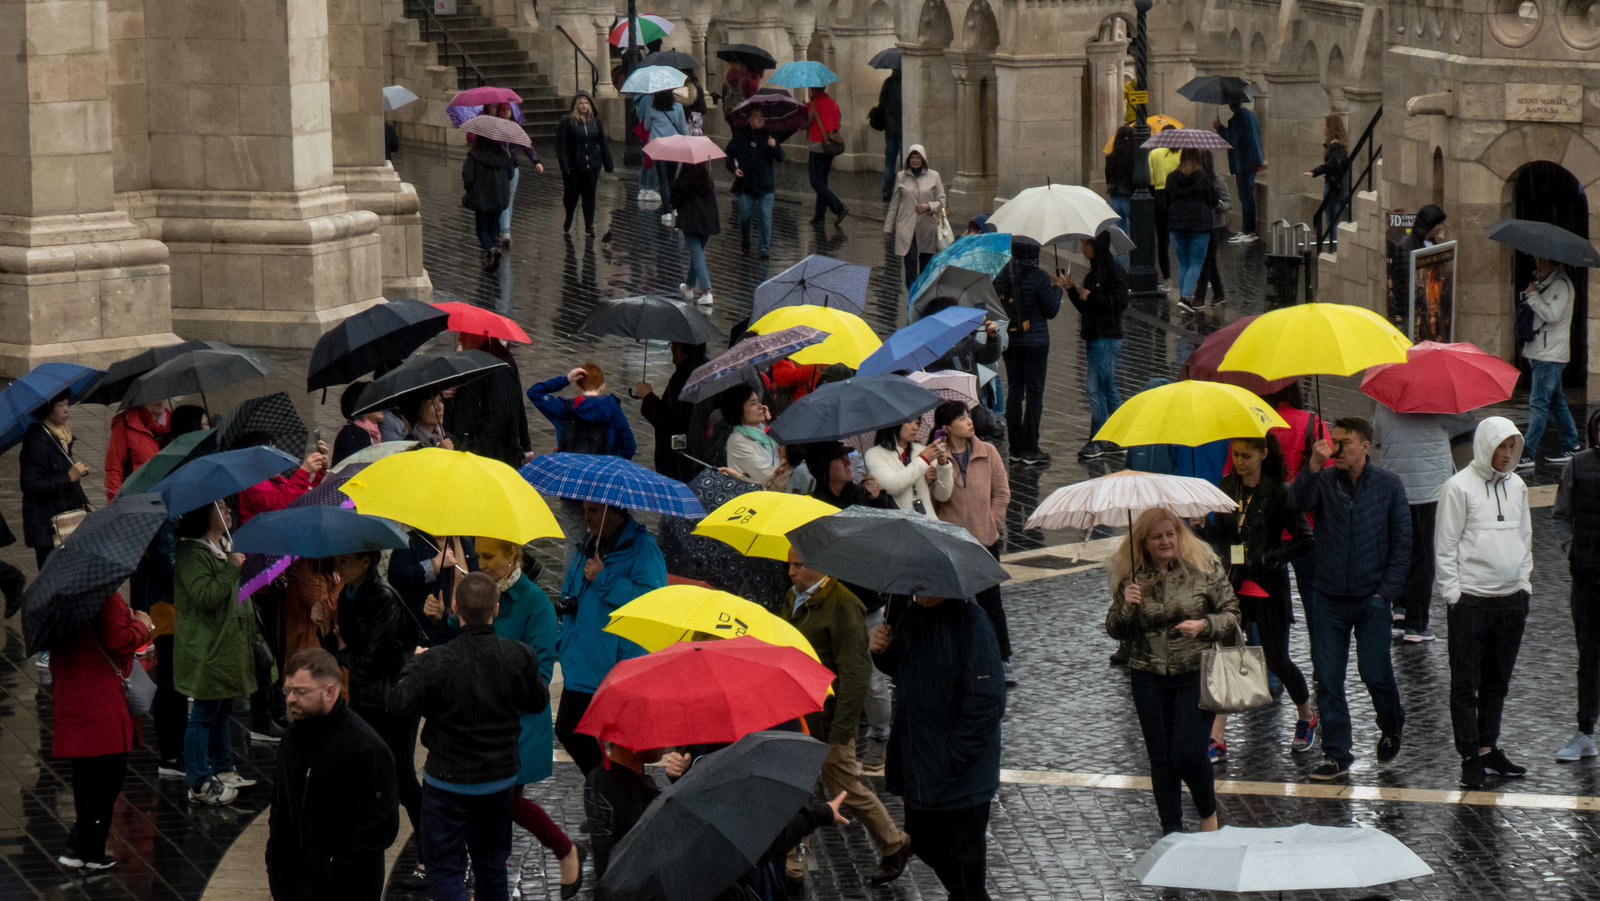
[931,428,948,443]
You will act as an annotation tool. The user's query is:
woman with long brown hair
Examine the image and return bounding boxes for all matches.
[1165,146,1220,312]
[1305,114,1349,250]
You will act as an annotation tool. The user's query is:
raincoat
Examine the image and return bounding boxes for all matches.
[557,516,667,693]
[884,144,946,257]
[173,539,256,701]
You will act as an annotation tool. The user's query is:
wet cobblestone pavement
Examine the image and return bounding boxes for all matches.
[0,143,1594,899]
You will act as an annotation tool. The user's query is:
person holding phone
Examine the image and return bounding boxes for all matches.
[864,420,952,519]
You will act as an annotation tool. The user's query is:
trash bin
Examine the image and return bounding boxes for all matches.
[1265,220,1315,308]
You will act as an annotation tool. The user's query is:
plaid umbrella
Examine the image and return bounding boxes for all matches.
[214,392,309,460]
[680,326,828,403]
[1142,128,1232,150]
[521,453,705,517]
[21,493,169,655]
[658,470,791,609]
[752,255,870,320]
[459,114,531,148]
[238,463,365,599]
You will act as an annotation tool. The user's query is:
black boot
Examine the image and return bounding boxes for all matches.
[0,562,25,619]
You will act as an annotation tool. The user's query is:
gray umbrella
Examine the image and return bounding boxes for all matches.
[120,345,276,410]
[909,265,1007,327]
[787,506,1010,597]
[767,374,941,444]
[752,254,871,320]
[1485,218,1600,269]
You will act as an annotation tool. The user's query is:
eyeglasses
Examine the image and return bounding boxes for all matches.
[283,684,333,699]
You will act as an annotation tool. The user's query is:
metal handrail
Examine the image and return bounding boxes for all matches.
[555,24,600,97]
[404,0,488,88]
[1314,106,1383,252]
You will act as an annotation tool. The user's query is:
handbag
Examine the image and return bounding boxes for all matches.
[51,508,89,547]
[934,207,955,251]
[96,639,157,718]
[1198,631,1272,712]
[824,132,845,157]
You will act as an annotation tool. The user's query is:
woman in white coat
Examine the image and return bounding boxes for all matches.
[864,420,952,517]
[883,144,946,288]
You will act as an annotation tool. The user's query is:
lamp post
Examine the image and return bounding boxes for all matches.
[1127,0,1161,299]
[622,2,643,166]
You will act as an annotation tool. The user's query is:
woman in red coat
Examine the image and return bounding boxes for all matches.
[104,402,168,501]
[51,592,153,869]
[806,86,847,224]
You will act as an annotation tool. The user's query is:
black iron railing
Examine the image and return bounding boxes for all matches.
[555,24,600,97]
[1314,106,1382,252]
[404,0,488,88]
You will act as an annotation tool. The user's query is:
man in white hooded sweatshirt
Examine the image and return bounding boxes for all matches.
[1435,416,1533,788]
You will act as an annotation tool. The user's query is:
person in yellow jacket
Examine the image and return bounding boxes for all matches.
[1149,145,1182,289]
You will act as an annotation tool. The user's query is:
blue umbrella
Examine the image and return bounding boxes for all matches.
[768,60,839,88]
[521,453,705,517]
[856,307,987,377]
[150,446,300,516]
[621,65,688,95]
[232,505,410,558]
[0,363,103,454]
[906,232,1014,308]
[752,255,870,320]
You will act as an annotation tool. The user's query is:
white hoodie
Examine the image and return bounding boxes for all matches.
[1433,416,1533,604]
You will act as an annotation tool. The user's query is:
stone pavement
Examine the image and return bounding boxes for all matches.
[0,144,1593,900]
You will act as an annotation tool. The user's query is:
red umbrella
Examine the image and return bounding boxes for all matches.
[449,86,522,107]
[1360,341,1519,414]
[433,301,531,344]
[576,636,833,751]
[1180,315,1298,397]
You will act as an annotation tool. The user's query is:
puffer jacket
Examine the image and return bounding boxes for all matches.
[1524,265,1575,364]
[1286,456,1412,600]
[1370,405,1475,504]
[998,242,1064,348]
[1434,416,1532,604]
[1105,561,1240,675]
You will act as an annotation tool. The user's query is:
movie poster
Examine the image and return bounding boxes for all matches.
[1409,241,1457,343]
[1385,210,1417,328]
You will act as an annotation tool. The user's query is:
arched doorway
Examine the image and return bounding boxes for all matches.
[1512,161,1589,388]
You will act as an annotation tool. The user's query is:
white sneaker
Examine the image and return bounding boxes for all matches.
[696,291,714,305]
[215,770,257,789]
[188,779,239,806]
[661,212,675,226]
[1228,232,1250,244]
[1556,731,1598,762]
[678,283,695,301]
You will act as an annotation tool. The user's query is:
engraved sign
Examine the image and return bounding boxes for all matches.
[1506,84,1583,123]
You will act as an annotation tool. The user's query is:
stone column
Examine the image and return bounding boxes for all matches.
[0,0,178,375]
[823,24,898,173]
[945,50,998,208]
[1261,68,1327,231]
[1085,36,1131,195]
[900,45,956,181]
[994,53,1087,200]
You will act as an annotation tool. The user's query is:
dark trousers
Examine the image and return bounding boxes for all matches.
[975,542,1011,659]
[555,688,604,775]
[152,634,187,763]
[1152,189,1171,280]
[1129,669,1216,834]
[1400,503,1438,632]
[421,782,514,901]
[68,752,127,860]
[808,151,844,218]
[904,803,991,901]
[1574,578,1600,733]
[902,236,932,288]
[35,545,52,570]
[1447,592,1529,757]
[1194,225,1226,302]
[474,209,502,252]
[355,705,422,832]
[1001,345,1049,455]
[562,169,600,229]
[1239,573,1311,707]
[1309,591,1405,765]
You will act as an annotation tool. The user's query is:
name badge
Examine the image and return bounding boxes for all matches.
[1230,545,1246,565]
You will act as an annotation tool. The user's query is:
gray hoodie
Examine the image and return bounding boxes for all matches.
[1433,416,1532,604]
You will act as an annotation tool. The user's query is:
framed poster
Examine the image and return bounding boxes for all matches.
[1385,210,1417,327]
[1408,240,1457,343]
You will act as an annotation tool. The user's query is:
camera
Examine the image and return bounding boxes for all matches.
[671,433,688,450]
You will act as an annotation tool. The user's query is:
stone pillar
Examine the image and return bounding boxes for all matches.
[994,53,1087,200]
[900,45,956,182]
[823,24,898,173]
[945,51,998,208]
[1085,36,1131,196]
[1261,68,1326,231]
[0,0,178,375]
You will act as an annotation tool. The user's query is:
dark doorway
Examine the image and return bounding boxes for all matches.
[1512,161,1589,389]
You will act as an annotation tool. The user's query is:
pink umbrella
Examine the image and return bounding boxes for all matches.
[460,114,531,148]
[449,86,522,107]
[644,134,727,165]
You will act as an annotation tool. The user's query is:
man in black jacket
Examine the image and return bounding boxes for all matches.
[996,241,1068,466]
[725,108,783,258]
[1553,408,1600,762]
[1064,231,1130,460]
[388,572,549,901]
[267,648,399,901]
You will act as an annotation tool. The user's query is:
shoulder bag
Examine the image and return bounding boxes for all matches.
[97,639,157,717]
[934,207,955,251]
[46,430,90,547]
[1198,630,1271,712]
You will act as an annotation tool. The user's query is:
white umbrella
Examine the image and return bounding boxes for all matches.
[1135,824,1433,895]
[382,85,419,112]
[620,65,688,95]
[1026,470,1236,532]
[986,183,1119,245]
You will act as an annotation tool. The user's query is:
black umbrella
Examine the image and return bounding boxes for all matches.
[214,392,310,460]
[715,43,776,69]
[1485,218,1600,269]
[78,340,225,406]
[910,265,1007,326]
[767,374,941,444]
[581,296,721,345]
[787,506,1009,598]
[1176,75,1256,106]
[306,298,450,393]
[596,731,828,901]
[21,493,169,655]
[643,49,698,71]
[867,47,901,70]
[120,345,276,410]
[350,350,507,418]
[658,470,790,609]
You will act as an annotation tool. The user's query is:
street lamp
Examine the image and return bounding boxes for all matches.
[622,1,643,166]
[1126,0,1161,299]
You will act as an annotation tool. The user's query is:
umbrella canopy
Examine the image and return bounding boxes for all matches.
[1026,470,1237,532]
[343,448,562,544]
[1360,340,1519,414]
[768,60,838,88]
[214,392,309,460]
[642,49,698,71]
[680,326,829,403]
[582,296,720,345]
[609,14,673,48]
[1055,223,1136,256]
[907,232,1015,307]
[642,134,725,165]
[749,307,879,368]
[448,86,521,107]
[0,363,104,454]
[691,491,838,561]
[1103,113,1182,153]
[231,505,410,558]
[119,429,218,497]
[433,300,530,343]
[448,102,523,129]
[336,440,417,469]
[605,585,819,659]
[1178,314,1299,396]
[382,84,419,111]
[150,446,300,516]
[867,47,901,70]
[239,463,365,599]
[986,184,1119,246]
[577,638,833,749]
[520,453,705,517]
[1135,824,1432,892]
[1176,75,1256,105]
[1218,302,1412,380]
[909,265,1006,327]
[716,44,776,68]
[1485,218,1600,269]
[350,350,507,418]
[20,493,169,655]
[856,307,988,378]
[752,254,871,320]
[1142,128,1231,150]
[121,345,276,409]
[620,65,687,95]
[906,370,979,444]
[459,114,531,147]
[78,340,222,406]
[596,730,829,901]
[658,470,791,609]
[727,92,806,132]
[787,506,1009,597]
[1094,380,1289,449]
[306,298,449,392]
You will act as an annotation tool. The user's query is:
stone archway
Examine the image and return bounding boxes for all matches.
[1510,162,1590,390]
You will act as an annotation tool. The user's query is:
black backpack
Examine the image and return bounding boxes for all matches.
[559,415,612,455]
[1514,298,1539,346]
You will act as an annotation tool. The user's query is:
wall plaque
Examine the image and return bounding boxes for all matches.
[1505,84,1584,123]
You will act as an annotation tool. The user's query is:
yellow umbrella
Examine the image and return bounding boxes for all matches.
[342,447,562,544]
[1102,113,1183,154]
[692,491,838,560]
[750,307,881,367]
[1094,380,1289,447]
[605,585,821,662]
[1217,302,1411,380]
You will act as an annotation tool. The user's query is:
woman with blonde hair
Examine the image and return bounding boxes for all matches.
[1105,507,1239,834]
[1305,114,1349,250]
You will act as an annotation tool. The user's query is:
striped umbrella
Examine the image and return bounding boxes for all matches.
[609,15,673,48]
[459,114,531,148]
[1141,128,1232,150]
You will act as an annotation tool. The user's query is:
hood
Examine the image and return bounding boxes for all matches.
[1091,230,1114,256]
[969,212,995,233]
[571,392,623,422]
[1469,415,1523,481]
[1414,204,1446,236]
[1010,239,1040,265]
[905,143,928,169]
[569,91,592,114]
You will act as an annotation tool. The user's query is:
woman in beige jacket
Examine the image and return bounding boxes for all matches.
[883,143,946,287]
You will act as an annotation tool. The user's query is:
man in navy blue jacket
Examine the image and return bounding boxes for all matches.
[1286,416,1411,782]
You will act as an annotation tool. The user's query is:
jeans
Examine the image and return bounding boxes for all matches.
[1400,502,1437,633]
[1236,168,1258,235]
[1172,230,1209,299]
[1002,344,1049,455]
[808,151,844,218]
[863,608,892,739]
[421,782,515,901]
[1524,358,1579,456]
[1447,592,1529,757]
[1085,338,1123,437]
[184,697,235,789]
[1309,591,1405,765]
[1129,669,1216,834]
[904,804,991,900]
[562,169,600,230]
[737,192,774,253]
[474,209,501,252]
[554,688,604,775]
[68,753,128,860]
[683,233,711,292]
[498,167,520,235]
[1573,578,1600,733]
[883,134,901,202]
[1109,195,1133,267]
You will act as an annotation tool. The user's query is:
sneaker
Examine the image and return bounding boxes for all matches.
[1460,755,1487,789]
[1481,748,1527,777]
[1177,298,1198,313]
[1079,441,1106,459]
[249,720,285,742]
[696,291,714,306]
[1239,233,1260,244]
[1228,232,1250,244]
[215,771,257,790]
[1517,452,1536,470]
[57,853,84,868]
[1292,714,1318,752]
[1208,738,1228,763]
[1308,759,1349,781]
[1391,607,1406,622]
[1003,660,1018,687]
[188,779,239,807]
[1546,446,1582,464]
[81,856,116,871]
[157,760,185,780]
[1391,627,1405,641]
[835,206,850,225]
[1403,628,1435,643]
[1009,453,1029,463]
[661,213,675,226]
[1023,451,1052,466]
[1556,731,1598,761]
[678,282,695,301]
[1377,730,1402,762]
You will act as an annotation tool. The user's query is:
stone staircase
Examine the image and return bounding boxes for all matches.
[402,0,566,142]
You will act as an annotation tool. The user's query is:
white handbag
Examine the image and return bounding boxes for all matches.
[1198,631,1272,713]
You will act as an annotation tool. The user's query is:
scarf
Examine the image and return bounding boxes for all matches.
[734,424,777,454]
[410,421,447,448]
[496,567,522,596]
[352,417,382,445]
[44,419,73,450]
[910,166,924,177]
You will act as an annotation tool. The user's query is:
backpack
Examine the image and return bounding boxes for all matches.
[1514,298,1539,346]
[867,105,886,132]
[559,414,613,455]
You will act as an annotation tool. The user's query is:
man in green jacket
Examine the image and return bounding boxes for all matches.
[783,548,911,887]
